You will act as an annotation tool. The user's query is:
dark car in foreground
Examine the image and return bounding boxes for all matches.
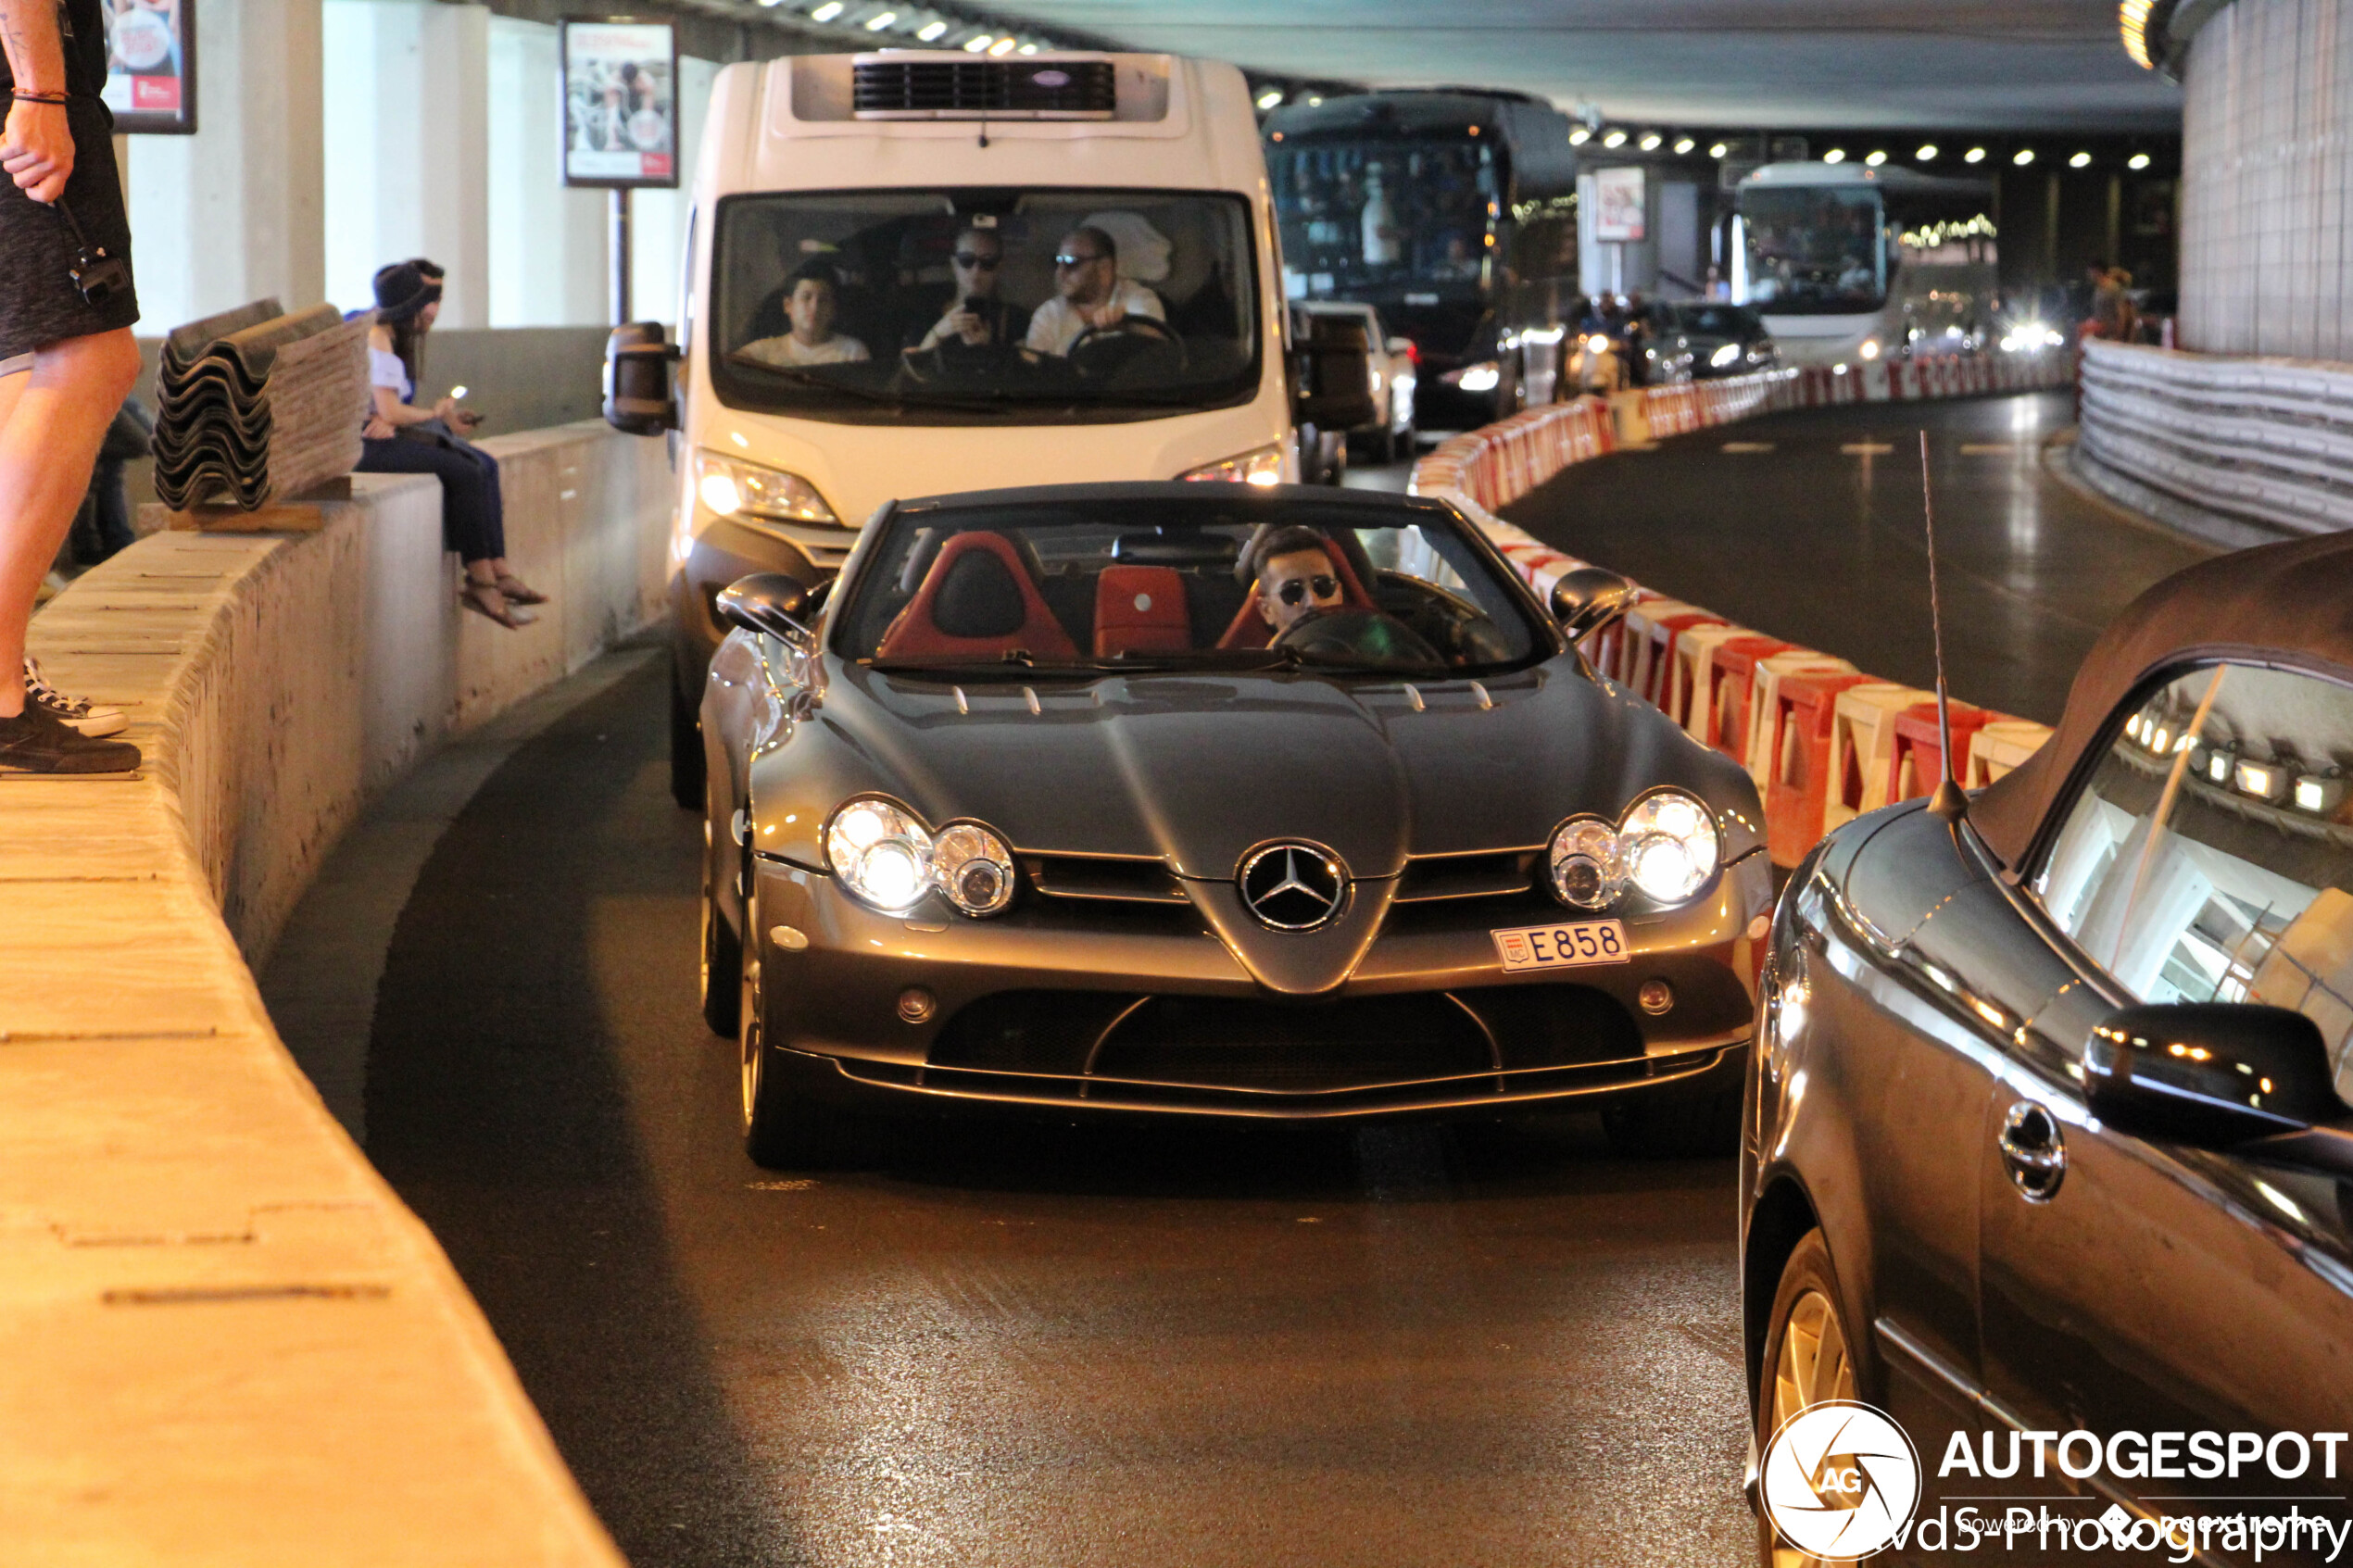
[696,483,1773,1165]
[1743,534,2353,1565]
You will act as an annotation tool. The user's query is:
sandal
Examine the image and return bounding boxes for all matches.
[460,578,531,630]
[495,574,549,607]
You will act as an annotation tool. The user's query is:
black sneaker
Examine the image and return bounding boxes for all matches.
[0,703,141,775]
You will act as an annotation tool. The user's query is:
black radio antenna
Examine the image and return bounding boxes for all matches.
[1920,430,1968,822]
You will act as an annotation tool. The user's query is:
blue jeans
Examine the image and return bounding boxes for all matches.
[355,433,505,563]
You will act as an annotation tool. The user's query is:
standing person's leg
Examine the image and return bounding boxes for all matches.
[0,327,141,719]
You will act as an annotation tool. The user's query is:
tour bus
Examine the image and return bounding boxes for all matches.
[1731,161,1998,369]
[602,51,1374,802]
[1263,90,1580,424]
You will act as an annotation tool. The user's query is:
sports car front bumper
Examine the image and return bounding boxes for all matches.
[748,848,1770,1121]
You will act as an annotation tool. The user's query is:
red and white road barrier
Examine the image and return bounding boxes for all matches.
[1411,354,2065,866]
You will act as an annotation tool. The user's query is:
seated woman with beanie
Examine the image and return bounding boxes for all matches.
[353,262,547,629]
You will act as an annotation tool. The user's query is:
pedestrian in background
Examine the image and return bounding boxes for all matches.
[0,0,145,772]
[352,262,547,630]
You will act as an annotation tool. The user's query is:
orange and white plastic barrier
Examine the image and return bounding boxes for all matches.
[1413,353,2066,867]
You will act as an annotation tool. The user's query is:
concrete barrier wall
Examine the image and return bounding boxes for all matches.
[2,420,665,1563]
[1410,359,2066,867]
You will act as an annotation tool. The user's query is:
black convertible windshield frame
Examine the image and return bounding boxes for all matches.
[827,494,1563,679]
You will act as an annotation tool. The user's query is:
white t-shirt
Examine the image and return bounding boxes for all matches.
[736,332,871,368]
[1024,280,1164,358]
[361,344,411,429]
[1362,188,1401,266]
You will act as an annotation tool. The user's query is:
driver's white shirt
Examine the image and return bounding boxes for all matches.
[736,332,870,367]
[1025,280,1164,358]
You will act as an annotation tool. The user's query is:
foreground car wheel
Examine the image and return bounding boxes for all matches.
[670,668,705,811]
[698,810,741,1037]
[1757,1229,1858,1568]
[737,899,842,1169]
[1601,1089,1740,1157]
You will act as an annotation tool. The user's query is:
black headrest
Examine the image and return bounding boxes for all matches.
[932,549,1027,638]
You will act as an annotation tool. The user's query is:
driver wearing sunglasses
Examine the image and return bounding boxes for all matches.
[906,224,1030,354]
[1252,524,1350,636]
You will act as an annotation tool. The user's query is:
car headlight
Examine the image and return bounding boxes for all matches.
[1548,815,1622,910]
[824,797,936,914]
[823,796,1020,918]
[694,448,838,527]
[1618,790,1720,906]
[1181,443,1287,486]
[1444,360,1501,393]
[933,822,1016,916]
[1710,343,1742,369]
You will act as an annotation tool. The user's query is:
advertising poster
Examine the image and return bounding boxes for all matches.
[561,19,677,188]
[102,0,195,133]
[1594,166,1645,242]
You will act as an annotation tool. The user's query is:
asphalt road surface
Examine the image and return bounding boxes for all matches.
[277,650,1755,1568]
[1502,392,2218,725]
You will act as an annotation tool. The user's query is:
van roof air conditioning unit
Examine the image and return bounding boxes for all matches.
[851,55,1117,119]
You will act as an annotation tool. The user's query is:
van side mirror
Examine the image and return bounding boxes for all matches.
[604,321,680,435]
[1549,567,1636,644]
[2085,1003,2339,1145]
[715,573,812,646]
[1292,317,1380,433]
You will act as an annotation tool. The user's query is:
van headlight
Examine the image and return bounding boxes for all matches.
[694,448,838,527]
[1619,790,1720,905]
[823,797,1017,917]
[1181,444,1287,485]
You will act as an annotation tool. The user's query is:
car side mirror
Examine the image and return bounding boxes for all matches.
[715,573,813,647]
[603,321,679,436]
[2084,1003,2340,1145]
[1293,319,1380,433]
[1549,567,1636,645]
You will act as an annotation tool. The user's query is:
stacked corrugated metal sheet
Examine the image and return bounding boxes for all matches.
[152,299,371,511]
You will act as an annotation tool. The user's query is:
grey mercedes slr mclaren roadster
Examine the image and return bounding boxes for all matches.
[696,482,1772,1166]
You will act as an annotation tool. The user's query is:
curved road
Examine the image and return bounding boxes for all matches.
[263,391,2213,1565]
[1503,392,2216,724]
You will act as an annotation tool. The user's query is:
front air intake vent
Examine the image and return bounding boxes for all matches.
[851,57,1117,119]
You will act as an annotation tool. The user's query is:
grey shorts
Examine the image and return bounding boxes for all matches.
[0,97,140,361]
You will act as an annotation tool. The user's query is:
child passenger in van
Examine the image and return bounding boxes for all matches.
[737,258,871,369]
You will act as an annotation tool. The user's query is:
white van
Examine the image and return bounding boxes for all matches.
[603,50,1374,802]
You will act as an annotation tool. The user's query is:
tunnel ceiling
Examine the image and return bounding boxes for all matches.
[971,0,2183,131]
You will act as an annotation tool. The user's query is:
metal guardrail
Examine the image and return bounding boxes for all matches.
[2080,339,2353,537]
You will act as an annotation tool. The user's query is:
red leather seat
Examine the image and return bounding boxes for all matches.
[876,531,1078,662]
[1094,565,1191,658]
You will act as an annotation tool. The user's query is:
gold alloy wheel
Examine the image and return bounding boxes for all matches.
[1767,1286,1859,1568]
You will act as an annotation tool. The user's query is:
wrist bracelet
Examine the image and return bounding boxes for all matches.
[11,91,69,105]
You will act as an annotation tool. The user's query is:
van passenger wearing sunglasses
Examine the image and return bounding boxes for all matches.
[1252,524,1349,636]
[907,225,1030,354]
[1026,225,1164,358]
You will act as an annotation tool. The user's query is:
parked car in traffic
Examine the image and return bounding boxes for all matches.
[1294,300,1418,463]
[697,483,1773,1167]
[1743,534,2353,1564]
[1658,302,1777,380]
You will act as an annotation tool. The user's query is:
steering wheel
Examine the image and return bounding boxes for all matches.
[1066,315,1187,380]
[1272,608,1444,671]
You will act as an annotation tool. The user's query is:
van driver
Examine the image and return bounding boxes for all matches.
[1026,226,1164,358]
[737,258,871,369]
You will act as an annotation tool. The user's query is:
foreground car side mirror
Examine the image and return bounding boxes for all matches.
[603,321,680,435]
[2084,1002,2339,1146]
[1550,567,1636,645]
[716,573,813,646]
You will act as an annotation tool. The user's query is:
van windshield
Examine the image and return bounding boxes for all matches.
[709,188,1262,424]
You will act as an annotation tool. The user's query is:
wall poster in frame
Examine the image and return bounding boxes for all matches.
[101,0,196,133]
[560,19,679,188]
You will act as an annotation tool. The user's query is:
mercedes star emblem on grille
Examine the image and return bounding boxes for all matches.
[1238,842,1348,932]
